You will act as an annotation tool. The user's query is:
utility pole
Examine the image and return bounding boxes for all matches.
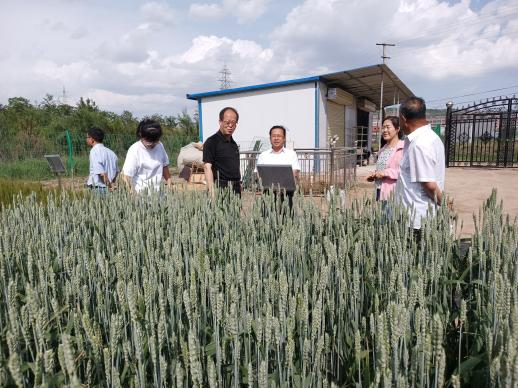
[218,64,232,90]
[375,42,395,152]
[61,85,68,105]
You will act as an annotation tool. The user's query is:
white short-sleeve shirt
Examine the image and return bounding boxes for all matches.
[254,147,301,172]
[395,124,445,229]
[87,143,119,187]
[122,141,169,192]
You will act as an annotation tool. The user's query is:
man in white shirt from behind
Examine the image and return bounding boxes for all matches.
[86,127,119,192]
[395,96,445,232]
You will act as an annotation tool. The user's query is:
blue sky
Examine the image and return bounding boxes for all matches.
[1,0,517,116]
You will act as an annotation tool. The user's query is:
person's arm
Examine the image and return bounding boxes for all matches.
[422,181,443,204]
[410,143,442,204]
[121,145,138,192]
[202,138,216,197]
[204,163,215,197]
[163,166,172,187]
[99,172,113,190]
[122,174,134,191]
[293,169,300,183]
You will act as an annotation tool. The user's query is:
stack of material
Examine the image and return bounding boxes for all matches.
[177,142,204,182]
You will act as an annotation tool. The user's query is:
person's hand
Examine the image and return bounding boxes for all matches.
[374,171,384,179]
[208,185,215,199]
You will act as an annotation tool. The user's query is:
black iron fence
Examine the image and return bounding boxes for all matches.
[445,97,518,168]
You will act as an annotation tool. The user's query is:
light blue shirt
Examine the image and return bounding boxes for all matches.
[87,143,119,187]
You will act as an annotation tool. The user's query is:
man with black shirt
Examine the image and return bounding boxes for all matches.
[203,107,241,196]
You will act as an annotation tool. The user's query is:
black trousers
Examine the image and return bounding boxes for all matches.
[216,179,241,196]
[262,190,294,216]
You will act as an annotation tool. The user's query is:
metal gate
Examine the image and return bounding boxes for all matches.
[445,97,518,167]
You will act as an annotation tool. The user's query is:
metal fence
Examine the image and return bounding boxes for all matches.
[0,130,196,166]
[445,97,518,168]
[239,147,357,193]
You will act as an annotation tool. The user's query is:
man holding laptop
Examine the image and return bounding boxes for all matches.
[255,125,300,211]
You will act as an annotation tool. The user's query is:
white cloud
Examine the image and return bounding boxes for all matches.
[140,1,176,27]
[83,88,188,116]
[177,36,232,64]
[96,27,151,63]
[2,0,517,116]
[388,0,518,78]
[50,21,66,31]
[269,0,518,79]
[70,26,88,39]
[189,3,225,20]
[171,35,275,86]
[224,0,271,23]
[189,0,271,23]
[33,60,98,83]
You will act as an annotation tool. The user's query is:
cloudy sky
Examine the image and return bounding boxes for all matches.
[1,0,517,116]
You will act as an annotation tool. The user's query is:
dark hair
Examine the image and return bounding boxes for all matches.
[219,107,239,122]
[87,127,104,143]
[137,119,162,142]
[269,125,286,137]
[400,96,426,121]
[382,116,403,139]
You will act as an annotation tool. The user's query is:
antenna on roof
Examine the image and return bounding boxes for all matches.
[218,64,232,90]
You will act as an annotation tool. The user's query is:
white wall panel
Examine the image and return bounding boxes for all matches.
[200,83,316,150]
[318,82,328,149]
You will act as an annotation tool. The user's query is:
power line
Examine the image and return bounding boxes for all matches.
[392,4,518,47]
[427,85,518,103]
[392,27,518,57]
[428,92,518,108]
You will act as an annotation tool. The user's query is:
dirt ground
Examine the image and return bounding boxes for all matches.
[41,166,517,237]
[354,165,518,236]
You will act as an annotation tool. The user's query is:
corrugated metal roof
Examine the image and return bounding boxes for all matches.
[186,64,413,108]
[320,64,413,108]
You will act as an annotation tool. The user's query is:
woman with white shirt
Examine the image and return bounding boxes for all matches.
[122,119,172,193]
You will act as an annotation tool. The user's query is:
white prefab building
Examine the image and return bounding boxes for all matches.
[186,64,413,151]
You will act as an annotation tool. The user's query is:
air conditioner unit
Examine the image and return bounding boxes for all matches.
[327,87,353,106]
[357,98,376,112]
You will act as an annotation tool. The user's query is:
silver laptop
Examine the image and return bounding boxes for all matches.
[256,164,296,192]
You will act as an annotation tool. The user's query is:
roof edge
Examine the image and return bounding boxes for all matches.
[186,75,321,100]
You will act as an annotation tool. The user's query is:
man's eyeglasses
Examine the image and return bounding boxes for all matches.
[222,120,237,126]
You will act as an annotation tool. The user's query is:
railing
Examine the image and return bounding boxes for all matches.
[239,147,357,193]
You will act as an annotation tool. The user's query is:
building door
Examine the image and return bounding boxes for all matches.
[328,101,345,147]
[356,109,370,149]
